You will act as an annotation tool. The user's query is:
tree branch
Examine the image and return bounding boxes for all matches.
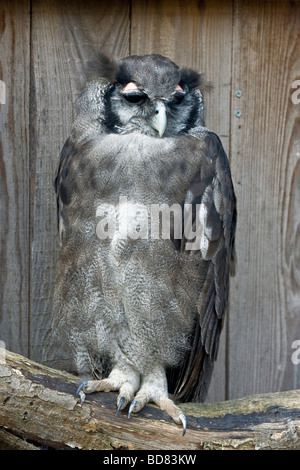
[0,349,299,450]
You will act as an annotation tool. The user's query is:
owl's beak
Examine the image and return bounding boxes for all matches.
[150,101,167,137]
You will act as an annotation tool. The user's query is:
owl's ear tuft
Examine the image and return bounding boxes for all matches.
[179,68,202,89]
[179,68,213,93]
[115,63,134,85]
[85,53,119,82]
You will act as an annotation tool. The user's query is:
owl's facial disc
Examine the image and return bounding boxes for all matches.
[120,82,185,137]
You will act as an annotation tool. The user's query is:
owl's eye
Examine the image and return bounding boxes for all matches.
[172,92,185,105]
[122,92,148,105]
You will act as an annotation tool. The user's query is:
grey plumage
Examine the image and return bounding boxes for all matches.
[52,53,236,432]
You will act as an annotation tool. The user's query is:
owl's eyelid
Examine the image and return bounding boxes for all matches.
[175,84,185,93]
[121,91,147,97]
[121,91,148,105]
[172,90,186,97]
[122,82,140,93]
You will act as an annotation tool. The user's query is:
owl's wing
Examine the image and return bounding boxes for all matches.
[167,131,236,403]
[54,137,78,241]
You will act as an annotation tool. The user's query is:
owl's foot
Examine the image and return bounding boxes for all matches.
[128,395,187,435]
[128,365,187,436]
[76,366,140,412]
[75,364,187,435]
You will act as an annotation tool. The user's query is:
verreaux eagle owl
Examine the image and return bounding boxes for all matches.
[52,53,236,434]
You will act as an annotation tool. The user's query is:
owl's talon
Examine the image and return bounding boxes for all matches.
[128,399,139,419]
[179,412,187,436]
[116,396,126,415]
[75,381,88,403]
[78,390,86,404]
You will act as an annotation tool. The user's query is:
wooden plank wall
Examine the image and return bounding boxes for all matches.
[0,0,299,403]
[0,1,30,358]
[229,0,300,400]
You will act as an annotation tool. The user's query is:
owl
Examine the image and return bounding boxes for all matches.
[53,53,236,434]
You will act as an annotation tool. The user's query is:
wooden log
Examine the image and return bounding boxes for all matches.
[0,349,299,450]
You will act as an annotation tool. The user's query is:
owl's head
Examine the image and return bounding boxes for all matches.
[78,53,209,138]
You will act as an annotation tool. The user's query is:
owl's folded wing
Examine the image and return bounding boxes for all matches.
[167,131,237,402]
[54,137,78,241]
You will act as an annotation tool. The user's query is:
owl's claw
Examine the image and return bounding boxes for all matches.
[76,381,89,404]
[179,412,187,436]
[128,399,139,419]
[116,396,126,415]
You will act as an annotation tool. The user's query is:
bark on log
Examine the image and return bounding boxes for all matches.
[0,349,299,450]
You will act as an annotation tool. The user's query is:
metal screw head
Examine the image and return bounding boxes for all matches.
[236,90,242,98]
[235,109,242,118]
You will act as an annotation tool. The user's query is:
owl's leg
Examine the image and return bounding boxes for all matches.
[73,345,94,382]
[128,365,187,435]
[76,365,140,412]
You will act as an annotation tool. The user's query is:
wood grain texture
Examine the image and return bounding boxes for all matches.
[229,0,300,398]
[0,1,30,356]
[30,0,130,367]
[131,0,233,404]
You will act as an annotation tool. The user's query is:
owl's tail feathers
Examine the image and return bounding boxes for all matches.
[167,320,215,403]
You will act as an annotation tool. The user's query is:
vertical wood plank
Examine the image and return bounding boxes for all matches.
[30,0,130,368]
[131,0,233,401]
[0,1,30,356]
[229,0,300,398]
[281,119,300,391]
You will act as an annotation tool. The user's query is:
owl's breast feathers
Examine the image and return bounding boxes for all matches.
[54,128,236,402]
